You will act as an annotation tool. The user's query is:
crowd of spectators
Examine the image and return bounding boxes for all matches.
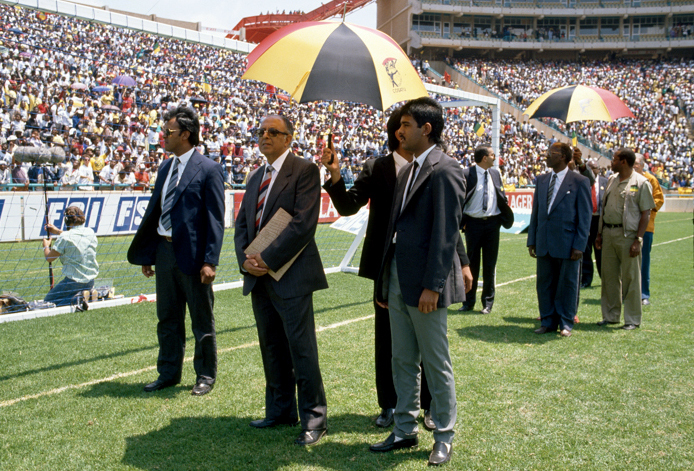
[0,4,690,194]
[451,57,694,189]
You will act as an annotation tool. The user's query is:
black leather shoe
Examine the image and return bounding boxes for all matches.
[370,433,418,452]
[423,410,435,431]
[621,324,639,330]
[597,320,619,326]
[191,382,213,396]
[249,417,298,428]
[534,326,555,334]
[295,429,326,446]
[143,379,178,392]
[457,304,473,312]
[481,307,491,314]
[428,441,452,466]
[375,408,394,428]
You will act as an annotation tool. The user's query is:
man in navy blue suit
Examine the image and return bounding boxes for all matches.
[128,106,225,395]
[527,142,591,337]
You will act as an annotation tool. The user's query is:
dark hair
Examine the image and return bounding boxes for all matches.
[264,114,295,137]
[163,106,200,146]
[553,142,573,164]
[386,107,402,152]
[400,97,445,148]
[615,147,636,167]
[474,145,492,164]
[64,206,85,227]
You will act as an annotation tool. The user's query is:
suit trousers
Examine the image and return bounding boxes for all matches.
[641,231,653,300]
[251,276,327,431]
[581,214,603,286]
[536,255,581,331]
[388,259,456,444]
[601,227,642,325]
[155,239,216,384]
[463,217,501,310]
[373,285,432,411]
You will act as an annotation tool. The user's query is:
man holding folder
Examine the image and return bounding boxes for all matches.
[234,115,329,446]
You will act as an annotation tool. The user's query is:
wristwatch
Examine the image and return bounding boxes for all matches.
[635,236,643,243]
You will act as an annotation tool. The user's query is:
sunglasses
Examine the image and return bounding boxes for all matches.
[163,128,181,137]
[254,128,290,138]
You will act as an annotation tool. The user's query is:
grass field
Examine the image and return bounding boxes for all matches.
[0,212,692,470]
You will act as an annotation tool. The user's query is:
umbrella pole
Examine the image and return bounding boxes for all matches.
[328,114,335,165]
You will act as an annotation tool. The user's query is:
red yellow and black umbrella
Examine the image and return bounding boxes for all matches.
[524,85,635,123]
[242,21,428,111]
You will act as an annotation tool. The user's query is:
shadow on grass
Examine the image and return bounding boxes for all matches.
[78,380,191,399]
[0,324,256,383]
[456,324,565,344]
[122,414,419,470]
[581,298,602,305]
[502,316,538,325]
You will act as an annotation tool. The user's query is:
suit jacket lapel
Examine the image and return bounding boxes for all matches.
[464,166,477,206]
[550,172,573,213]
[401,149,440,212]
[171,151,202,208]
[244,166,263,237]
[261,153,294,225]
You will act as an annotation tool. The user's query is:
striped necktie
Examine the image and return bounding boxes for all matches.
[547,173,557,211]
[255,166,273,228]
[482,170,489,212]
[160,157,179,231]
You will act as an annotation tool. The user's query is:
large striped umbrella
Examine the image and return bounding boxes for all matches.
[524,85,635,123]
[242,21,428,111]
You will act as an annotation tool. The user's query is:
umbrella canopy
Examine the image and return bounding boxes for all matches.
[101,104,120,111]
[92,85,112,93]
[243,21,427,111]
[71,82,88,90]
[524,85,635,123]
[8,28,25,35]
[112,75,136,87]
[190,96,209,104]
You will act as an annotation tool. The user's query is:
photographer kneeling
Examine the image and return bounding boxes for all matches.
[43,206,99,307]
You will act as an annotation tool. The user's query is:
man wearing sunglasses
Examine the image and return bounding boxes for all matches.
[128,106,225,397]
[235,115,329,447]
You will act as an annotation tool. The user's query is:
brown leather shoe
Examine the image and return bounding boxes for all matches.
[560,328,572,337]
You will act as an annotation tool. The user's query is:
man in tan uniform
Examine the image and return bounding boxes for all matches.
[595,148,655,330]
[633,154,664,306]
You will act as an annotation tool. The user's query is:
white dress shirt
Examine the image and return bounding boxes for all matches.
[464,165,501,218]
[157,147,194,237]
[258,148,290,226]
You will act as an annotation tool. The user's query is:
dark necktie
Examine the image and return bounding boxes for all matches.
[160,157,179,231]
[547,173,557,210]
[406,161,419,198]
[255,166,273,228]
[482,170,489,212]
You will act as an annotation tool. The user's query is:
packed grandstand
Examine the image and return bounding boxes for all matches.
[0,1,692,194]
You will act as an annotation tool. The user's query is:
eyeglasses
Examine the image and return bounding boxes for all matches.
[163,128,181,138]
[254,128,290,138]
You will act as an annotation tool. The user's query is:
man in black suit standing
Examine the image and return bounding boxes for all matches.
[581,159,607,288]
[459,145,514,314]
[234,115,329,447]
[321,109,433,430]
[527,142,591,337]
[370,97,470,467]
[127,106,224,396]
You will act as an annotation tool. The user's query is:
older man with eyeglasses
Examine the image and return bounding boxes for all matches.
[235,114,329,447]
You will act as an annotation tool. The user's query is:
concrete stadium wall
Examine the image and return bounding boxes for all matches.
[662,197,694,213]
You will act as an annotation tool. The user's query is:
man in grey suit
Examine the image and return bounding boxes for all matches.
[370,97,470,467]
[527,142,592,337]
[234,115,329,447]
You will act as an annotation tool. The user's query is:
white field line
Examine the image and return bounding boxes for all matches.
[3,234,690,408]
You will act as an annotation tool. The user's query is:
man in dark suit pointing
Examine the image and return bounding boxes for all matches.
[371,97,471,467]
[527,142,591,337]
[127,106,225,396]
[234,115,328,447]
[459,145,514,314]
